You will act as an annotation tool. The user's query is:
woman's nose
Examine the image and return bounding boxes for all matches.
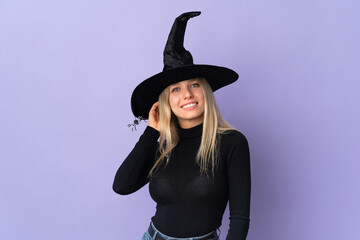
[183,87,193,99]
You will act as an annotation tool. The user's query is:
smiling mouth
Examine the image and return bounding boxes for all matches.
[181,102,198,109]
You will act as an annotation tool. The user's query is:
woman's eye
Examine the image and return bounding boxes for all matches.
[171,87,179,92]
[191,83,200,88]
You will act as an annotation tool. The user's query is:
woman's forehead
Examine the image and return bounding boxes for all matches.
[170,78,201,86]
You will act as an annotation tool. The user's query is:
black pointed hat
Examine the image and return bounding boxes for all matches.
[131,11,238,119]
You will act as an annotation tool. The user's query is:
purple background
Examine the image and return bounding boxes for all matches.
[1,1,359,239]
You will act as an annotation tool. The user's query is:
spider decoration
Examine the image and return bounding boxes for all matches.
[127,116,146,131]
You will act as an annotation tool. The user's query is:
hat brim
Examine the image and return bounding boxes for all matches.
[131,64,238,119]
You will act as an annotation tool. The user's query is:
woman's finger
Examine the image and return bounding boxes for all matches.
[148,102,160,131]
[150,102,159,114]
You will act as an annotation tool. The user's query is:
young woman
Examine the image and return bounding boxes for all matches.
[113,12,251,240]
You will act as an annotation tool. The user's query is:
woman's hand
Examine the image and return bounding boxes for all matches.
[148,101,160,132]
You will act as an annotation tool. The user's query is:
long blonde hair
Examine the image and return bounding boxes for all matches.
[148,78,234,177]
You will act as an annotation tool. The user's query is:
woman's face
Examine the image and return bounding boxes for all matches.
[168,78,205,129]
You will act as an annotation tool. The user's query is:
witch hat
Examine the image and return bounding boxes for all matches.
[131,11,238,119]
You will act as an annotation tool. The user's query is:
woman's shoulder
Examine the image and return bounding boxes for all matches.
[219,128,249,147]
[219,128,247,139]
[218,129,250,164]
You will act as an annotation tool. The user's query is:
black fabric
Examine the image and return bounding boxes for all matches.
[113,124,251,240]
[130,11,239,120]
[163,11,200,71]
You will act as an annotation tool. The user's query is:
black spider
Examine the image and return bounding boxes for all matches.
[127,116,146,131]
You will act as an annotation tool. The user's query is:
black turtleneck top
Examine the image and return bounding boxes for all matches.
[113,124,251,240]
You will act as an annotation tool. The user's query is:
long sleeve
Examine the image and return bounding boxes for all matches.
[226,133,251,240]
[112,126,160,195]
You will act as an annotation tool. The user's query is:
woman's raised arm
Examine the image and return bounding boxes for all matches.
[112,126,159,195]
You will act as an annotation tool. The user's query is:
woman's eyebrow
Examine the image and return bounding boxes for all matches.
[190,81,199,84]
[170,83,181,88]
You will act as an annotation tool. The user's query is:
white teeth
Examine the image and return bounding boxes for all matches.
[182,103,197,109]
